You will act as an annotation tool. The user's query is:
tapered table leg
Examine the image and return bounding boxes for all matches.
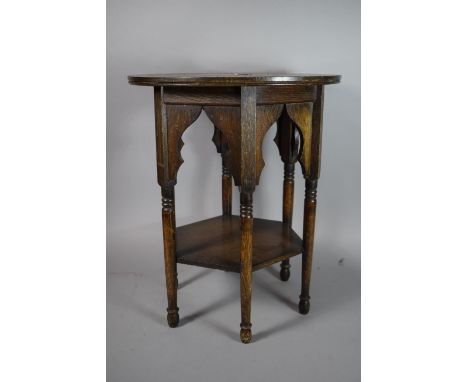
[222,159,232,216]
[299,179,318,314]
[173,197,178,289]
[275,108,299,282]
[161,186,179,327]
[240,192,253,343]
[280,163,295,281]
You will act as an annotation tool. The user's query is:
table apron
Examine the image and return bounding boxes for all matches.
[163,85,317,106]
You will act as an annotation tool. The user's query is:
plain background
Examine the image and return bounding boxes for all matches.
[3,1,468,382]
[107,0,360,381]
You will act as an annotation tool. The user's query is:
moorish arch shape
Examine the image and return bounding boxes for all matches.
[284,85,324,181]
[159,98,323,190]
[284,102,314,180]
[211,125,231,169]
[274,106,302,165]
[158,102,285,190]
[165,104,203,185]
[204,104,283,188]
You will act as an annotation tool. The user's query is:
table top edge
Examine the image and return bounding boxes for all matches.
[127,73,341,86]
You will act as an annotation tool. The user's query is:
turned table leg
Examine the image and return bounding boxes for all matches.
[280,162,295,281]
[212,126,232,216]
[299,179,318,314]
[275,108,300,281]
[222,158,232,216]
[172,197,178,289]
[161,186,179,326]
[240,192,253,343]
[283,86,324,314]
[238,86,257,343]
[154,87,203,312]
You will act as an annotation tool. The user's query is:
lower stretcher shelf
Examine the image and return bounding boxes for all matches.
[176,215,303,272]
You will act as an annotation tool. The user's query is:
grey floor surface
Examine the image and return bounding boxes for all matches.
[107,223,360,382]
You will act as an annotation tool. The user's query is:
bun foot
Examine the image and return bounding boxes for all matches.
[167,308,179,328]
[298,297,310,315]
[280,263,291,281]
[240,324,252,344]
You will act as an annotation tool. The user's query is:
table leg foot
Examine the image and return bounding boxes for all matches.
[298,296,310,315]
[167,308,179,328]
[280,261,291,281]
[240,324,252,344]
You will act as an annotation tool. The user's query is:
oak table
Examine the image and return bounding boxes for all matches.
[128,73,341,343]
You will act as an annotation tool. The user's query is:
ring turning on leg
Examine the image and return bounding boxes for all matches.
[240,192,253,343]
[161,187,179,328]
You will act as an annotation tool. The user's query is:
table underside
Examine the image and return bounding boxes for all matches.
[176,215,302,272]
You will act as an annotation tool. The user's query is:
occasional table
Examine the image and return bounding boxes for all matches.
[128,73,341,343]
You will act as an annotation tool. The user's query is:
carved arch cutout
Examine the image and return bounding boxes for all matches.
[164,103,285,188]
[255,104,284,183]
[212,126,232,173]
[274,107,302,165]
[285,102,314,179]
[204,104,283,187]
[165,104,203,184]
[204,106,241,184]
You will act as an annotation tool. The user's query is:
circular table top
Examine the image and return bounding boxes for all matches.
[128,73,341,87]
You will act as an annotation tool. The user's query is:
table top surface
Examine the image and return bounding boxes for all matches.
[128,73,341,86]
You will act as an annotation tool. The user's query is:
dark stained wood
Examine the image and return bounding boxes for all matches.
[161,186,179,327]
[163,85,317,106]
[166,86,239,105]
[275,108,301,282]
[282,164,295,229]
[212,127,232,215]
[153,87,167,188]
[275,107,301,165]
[299,179,318,314]
[154,88,203,187]
[204,106,242,185]
[240,87,256,194]
[165,104,203,184]
[221,164,232,215]
[239,193,253,343]
[132,73,340,342]
[176,216,302,272]
[285,102,314,180]
[311,85,324,179]
[205,102,282,188]
[129,73,341,87]
[154,88,179,327]
[238,88,257,343]
[279,161,294,282]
